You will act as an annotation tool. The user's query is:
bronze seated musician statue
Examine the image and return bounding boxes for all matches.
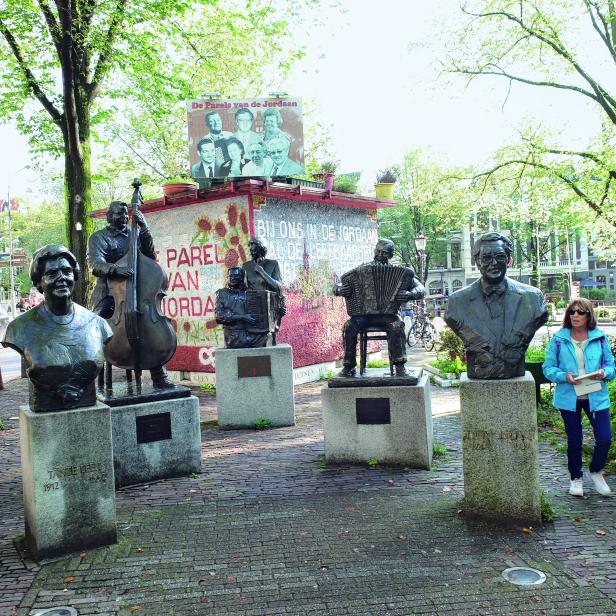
[334,238,425,378]
[87,180,176,390]
[242,238,286,344]
[215,267,278,348]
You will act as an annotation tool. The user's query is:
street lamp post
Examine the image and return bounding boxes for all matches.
[414,234,427,283]
[415,234,427,310]
[6,166,28,317]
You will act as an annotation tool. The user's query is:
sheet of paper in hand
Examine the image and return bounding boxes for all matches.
[573,370,603,396]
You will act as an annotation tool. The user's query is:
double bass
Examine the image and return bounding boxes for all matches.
[104,179,176,375]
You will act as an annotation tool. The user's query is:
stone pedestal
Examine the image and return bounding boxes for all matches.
[216,344,294,428]
[20,402,117,560]
[322,374,432,468]
[460,372,540,524]
[111,396,202,487]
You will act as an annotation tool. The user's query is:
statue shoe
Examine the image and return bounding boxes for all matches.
[394,364,409,377]
[152,376,176,389]
[337,367,356,378]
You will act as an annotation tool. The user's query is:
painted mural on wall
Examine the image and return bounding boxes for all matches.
[145,196,378,372]
[254,198,378,368]
[145,196,251,372]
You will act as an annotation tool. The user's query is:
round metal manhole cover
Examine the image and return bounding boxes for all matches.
[502,566,546,587]
[34,608,78,616]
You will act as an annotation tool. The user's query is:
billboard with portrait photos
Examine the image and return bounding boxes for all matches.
[187,98,304,182]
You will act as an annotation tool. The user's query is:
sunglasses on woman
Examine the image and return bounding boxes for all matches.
[569,309,589,316]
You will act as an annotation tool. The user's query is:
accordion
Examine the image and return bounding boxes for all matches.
[340,263,413,316]
[245,290,279,333]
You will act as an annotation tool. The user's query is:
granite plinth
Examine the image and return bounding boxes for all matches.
[98,383,191,407]
[216,344,294,428]
[459,372,540,524]
[328,367,421,388]
[110,395,201,487]
[19,402,116,560]
[322,374,432,468]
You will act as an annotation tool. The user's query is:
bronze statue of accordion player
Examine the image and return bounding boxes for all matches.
[215,267,279,348]
[334,238,425,377]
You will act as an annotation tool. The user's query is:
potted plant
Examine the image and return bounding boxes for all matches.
[162,175,197,197]
[314,160,339,191]
[375,167,398,200]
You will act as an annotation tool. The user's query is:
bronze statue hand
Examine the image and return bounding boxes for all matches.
[133,210,149,230]
[112,265,134,278]
[254,264,267,278]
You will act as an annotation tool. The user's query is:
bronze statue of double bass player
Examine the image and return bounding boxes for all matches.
[88,179,177,390]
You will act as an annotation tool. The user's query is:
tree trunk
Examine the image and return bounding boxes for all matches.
[62,108,93,306]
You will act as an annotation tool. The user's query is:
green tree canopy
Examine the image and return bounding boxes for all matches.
[443,0,616,233]
[0,0,323,301]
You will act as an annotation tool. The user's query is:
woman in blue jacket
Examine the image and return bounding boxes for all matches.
[543,298,614,497]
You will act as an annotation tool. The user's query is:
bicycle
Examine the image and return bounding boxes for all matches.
[406,305,437,351]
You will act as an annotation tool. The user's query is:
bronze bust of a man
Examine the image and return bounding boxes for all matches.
[2,245,113,411]
[445,232,548,379]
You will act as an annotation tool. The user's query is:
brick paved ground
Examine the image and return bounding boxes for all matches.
[1,364,616,615]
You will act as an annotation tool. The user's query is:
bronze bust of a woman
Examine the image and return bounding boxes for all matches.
[2,245,113,411]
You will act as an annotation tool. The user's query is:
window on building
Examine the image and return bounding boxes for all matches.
[452,279,463,293]
[596,275,607,288]
[450,241,461,269]
[429,281,444,295]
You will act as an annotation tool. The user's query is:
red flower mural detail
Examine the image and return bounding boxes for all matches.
[225,249,239,268]
[226,203,238,227]
[239,211,249,234]
[206,319,218,329]
[230,235,240,246]
[215,220,227,238]
[197,216,213,233]
[238,244,247,263]
[170,318,178,332]
[183,321,191,332]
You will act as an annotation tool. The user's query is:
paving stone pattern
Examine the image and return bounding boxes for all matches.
[1,374,616,615]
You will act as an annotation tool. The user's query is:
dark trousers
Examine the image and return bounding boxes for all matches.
[342,315,406,369]
[560,401,612,480]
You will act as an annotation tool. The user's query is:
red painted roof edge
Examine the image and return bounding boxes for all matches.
[89,179,397,218]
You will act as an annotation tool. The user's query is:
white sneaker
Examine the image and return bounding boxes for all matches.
[589,472,611,496]
[569,479,584,497]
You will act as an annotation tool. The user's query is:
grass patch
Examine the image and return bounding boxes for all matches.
[254,418,272,430]
[367,458,379,468]
[364,359,390,368]
[318,370,334,381]
[199,382,216,393]
[0,418,4,431]
[432,441,449,457]
[540,491,556,523]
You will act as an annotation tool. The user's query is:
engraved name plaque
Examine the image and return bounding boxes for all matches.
[355,398,391,424]
[237,355,272,378]
[136,412,172,444]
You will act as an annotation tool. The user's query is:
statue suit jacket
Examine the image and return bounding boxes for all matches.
[445,277,548,379]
